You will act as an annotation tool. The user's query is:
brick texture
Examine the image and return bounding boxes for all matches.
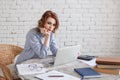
[0,0,120,56]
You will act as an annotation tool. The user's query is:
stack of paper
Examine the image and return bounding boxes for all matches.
[16,63,47,75]
[35,70,80,80]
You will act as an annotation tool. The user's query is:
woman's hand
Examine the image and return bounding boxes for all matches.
[40,28,51,37]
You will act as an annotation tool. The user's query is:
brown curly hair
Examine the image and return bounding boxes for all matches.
[38,10,59,33]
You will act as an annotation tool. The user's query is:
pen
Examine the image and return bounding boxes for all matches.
[48,75,64,77]
[34,77,44,80]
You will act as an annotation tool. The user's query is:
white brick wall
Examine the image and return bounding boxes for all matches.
[0,0,120,56]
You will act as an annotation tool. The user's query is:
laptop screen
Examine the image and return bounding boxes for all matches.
[54,45,81,66]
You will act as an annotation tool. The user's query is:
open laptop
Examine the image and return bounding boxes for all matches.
[52,45,81,66]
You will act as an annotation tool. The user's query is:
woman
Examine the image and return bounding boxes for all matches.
[16,10,59,64]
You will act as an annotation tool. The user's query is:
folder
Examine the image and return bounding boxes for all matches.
[96,64,120,69]
[93,67,120,75]
[96,57,120,65]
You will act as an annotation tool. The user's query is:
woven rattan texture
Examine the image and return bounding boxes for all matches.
[0,44,23,65]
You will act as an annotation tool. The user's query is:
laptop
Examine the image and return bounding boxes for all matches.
[53,45,81,66]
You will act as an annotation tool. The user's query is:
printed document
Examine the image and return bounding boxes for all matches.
[35,70,80,80]
[16,63,47,75]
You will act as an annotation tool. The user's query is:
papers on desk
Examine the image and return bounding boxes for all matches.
[35,70,80,80]
[80,58,97,67]
[16,63,47,75]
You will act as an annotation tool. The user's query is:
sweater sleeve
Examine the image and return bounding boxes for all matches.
[27,31,49,58]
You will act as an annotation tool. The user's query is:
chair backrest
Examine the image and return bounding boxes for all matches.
[0,44,23,65]
[0,76,6,80]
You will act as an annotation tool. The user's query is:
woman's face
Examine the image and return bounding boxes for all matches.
[44,17,56,32]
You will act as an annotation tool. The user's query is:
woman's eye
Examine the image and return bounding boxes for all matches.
[47,22,55,27]
[47,22,51,24]
[53,24,55,27]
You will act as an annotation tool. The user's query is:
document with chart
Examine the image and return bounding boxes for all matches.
[16,63,47,75]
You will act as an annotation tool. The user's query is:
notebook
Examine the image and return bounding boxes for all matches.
[53,45,81,66]
[74,67,101,78]
[35,70,80,80]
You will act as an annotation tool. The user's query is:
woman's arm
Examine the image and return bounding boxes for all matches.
[28,31,49,58]
[50,34,58,56]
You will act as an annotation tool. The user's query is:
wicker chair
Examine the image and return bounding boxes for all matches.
[0,44,23,80]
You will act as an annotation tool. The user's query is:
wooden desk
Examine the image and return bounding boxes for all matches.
[18,56,120,80]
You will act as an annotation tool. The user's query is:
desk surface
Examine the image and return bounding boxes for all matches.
[19,57,120,80]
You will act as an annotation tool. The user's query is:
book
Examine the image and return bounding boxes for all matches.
[93,67,120,75]
[96,64,120,69]
[16,63,47,75]
[35,70,80,80]
[96,57,120,65]
[74,67,101,78]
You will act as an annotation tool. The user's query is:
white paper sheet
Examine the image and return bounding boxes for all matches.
[80,58,97,67]
[35,70,80,80]
[17,63,47,75]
